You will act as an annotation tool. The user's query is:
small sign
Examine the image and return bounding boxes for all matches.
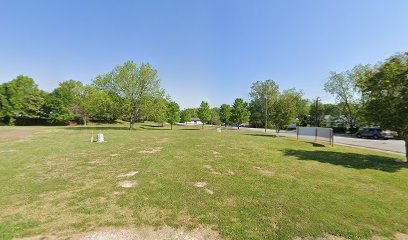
[96,133,105,142]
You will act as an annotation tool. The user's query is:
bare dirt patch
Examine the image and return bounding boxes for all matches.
[0,149,16,153]
[118,180,136,188]
[139,147,162,154]
[254,166,275,176]
[203,165,221,175]
[194,182,214,195]
[212,151,223,159]
[205,188,214,195]
[157,137,170,144]
[18,234,58,240]
[194,182,207,188]
[113,191,125,196]
[117,171,139,178]
[227,170,235,176]
[324,234,348,240]
[396,233,408,240]
[19,225,220,240]
[36,226,220,240]
[89,160,103,164]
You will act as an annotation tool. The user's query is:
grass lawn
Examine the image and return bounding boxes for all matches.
[0,123,407,239]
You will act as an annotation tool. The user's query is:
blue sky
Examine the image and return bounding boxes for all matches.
[1,0,407,108]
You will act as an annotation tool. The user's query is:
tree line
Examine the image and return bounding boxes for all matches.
[0,61,305,133]
[1,53,407,159]
[0,61,180,130]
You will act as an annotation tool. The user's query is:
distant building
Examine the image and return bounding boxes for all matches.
[191,117,201,124]
[178,117,203,126]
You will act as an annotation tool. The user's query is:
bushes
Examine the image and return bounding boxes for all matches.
[348,127,360,134]
[332,127,346,134]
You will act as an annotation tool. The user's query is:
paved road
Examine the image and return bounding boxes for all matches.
[237,127,406,156]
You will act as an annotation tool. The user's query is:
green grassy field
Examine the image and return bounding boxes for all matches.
[0,123,407,239]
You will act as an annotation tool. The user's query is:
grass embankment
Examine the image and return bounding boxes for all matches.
[0,124,407,239]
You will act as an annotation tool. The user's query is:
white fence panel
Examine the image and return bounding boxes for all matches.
[298,127,316,137]
[297,127,334,146]
[317,128,331,138]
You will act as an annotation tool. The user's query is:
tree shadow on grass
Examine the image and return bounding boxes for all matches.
[140,126,171,131]
[141,124,163,128]
[306,142,326,147]
[63,126,131,131]
[282,149,407,172]
[243,133,277,138]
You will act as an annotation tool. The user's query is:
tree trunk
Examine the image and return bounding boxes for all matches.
[238,125,240,130]
[129,115,133,131]
[171,123,173,130]
[202,123,204,129]
[83,115,87,126]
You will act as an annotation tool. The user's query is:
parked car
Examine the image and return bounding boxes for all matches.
[356,128,394,139]
[287,123,297,130]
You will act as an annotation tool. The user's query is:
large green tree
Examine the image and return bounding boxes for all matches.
[84,88,122,123]
[45,80,83,124]
[324,65,369,129]
[210,107,221,126]
[72,85,99,125]
[249,80,279,129]
[358,52,408,160]
[180,109,192,123]
[219,104,232,126]
[197,101,211,128]
[270,89,304,133]
[249,80,306,132]
[167,101,180,129]
[309,103,341,127]
[94,61,163,130]
[140,95,168,126]
[230,98,250,130]
[0,75,46,125]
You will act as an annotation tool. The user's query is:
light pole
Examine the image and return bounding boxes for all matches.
[265,95,268,133]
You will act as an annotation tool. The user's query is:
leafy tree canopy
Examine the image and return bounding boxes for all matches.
[357,52,408,160]
[197,101,211,126]
[94,61,164,130]
[219,104,232,125]
[324,65,370,128]
[230,98,250,129]
[167,101,180,129]
[0,75,46,124]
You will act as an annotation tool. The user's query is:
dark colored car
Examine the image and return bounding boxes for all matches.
[356,128,394,139]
